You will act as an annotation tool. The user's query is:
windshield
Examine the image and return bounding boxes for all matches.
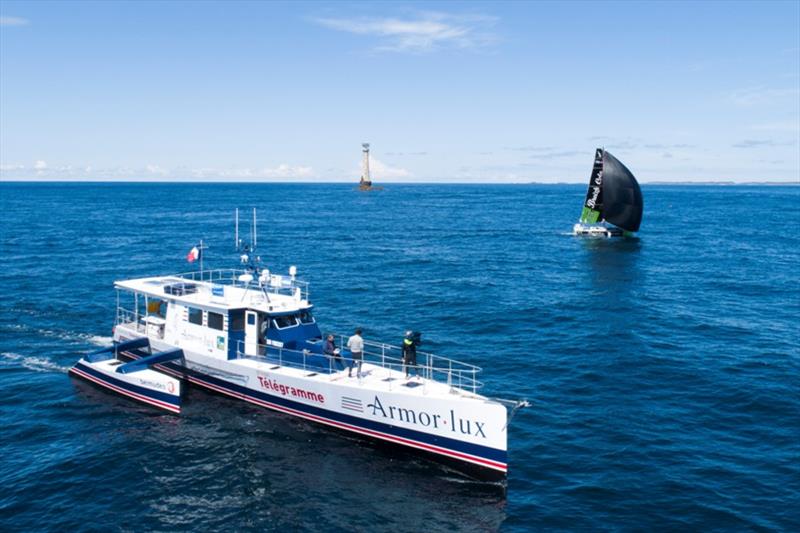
[273,315,298,329]
[299,310,315,324]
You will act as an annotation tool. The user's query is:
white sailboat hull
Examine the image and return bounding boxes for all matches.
[573,223,625,238]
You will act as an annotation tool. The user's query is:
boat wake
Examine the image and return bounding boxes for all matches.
[2,323,112,347]
[0,352,71,374]
[85,335,114,346]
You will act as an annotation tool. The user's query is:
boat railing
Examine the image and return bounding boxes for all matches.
[234,336,483,394]
[115,306,146,333]
[173,268,310,301]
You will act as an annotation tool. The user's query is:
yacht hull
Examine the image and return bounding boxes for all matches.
[573,223,625,238]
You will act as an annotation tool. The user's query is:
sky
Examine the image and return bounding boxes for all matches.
[0,0,798,183]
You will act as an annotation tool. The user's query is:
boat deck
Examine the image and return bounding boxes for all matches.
[232,355,482,401]
[115,269,310,315]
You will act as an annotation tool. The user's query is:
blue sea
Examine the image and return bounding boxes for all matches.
[1,182,798,532]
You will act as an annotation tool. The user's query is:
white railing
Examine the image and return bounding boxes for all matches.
[173,268,310,301]
[115,306,146,333]
[235,336,483,394]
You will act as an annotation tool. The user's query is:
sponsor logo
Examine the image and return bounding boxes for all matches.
[366,395,487,438]
[257,375,325,404]
[586,170,603,208]
[137,378,166,391]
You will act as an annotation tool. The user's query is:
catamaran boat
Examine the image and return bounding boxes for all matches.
[573,148,643,237]
[70,211,528,482]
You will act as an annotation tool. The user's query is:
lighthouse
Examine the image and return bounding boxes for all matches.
[359,143,373,190]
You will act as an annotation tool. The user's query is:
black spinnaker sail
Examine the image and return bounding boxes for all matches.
[579,148,643,232]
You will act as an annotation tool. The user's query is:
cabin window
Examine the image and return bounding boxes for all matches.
[208,312,224,331]
[247,313,256,326]
[147,299,165,317]
[299,310,314,324]
[188,307,203,325]
[273,315,298,329]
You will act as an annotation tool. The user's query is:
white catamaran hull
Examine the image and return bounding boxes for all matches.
[69,357,182,414]
[113,327,509,480]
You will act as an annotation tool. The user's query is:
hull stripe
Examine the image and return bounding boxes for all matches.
[70,364,180,414]
[119,349,506,472]
[192,373,506,471]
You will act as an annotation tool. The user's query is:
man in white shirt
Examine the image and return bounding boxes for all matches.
[347,328,364,378]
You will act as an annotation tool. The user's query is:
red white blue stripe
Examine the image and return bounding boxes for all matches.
[69,362,180,414]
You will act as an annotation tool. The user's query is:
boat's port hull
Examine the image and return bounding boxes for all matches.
[115,348,508,482]
[69,360,181,414]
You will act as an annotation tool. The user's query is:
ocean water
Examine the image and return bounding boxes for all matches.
[0,182,798,532]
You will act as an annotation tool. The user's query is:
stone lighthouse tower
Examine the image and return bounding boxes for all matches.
[359,143,373,190]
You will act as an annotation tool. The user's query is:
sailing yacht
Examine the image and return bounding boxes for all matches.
[573,148,644,237]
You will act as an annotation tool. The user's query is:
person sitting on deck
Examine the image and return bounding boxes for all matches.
[402,330,418,379]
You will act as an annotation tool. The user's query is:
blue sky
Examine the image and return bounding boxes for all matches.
[1,0,798,183]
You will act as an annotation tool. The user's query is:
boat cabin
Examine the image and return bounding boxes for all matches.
[114,269,323,361]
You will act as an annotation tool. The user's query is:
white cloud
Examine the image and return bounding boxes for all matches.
[728,86,800,106]
[145,164,169,176]
[751,120,800,133]
[260,163,314,179]
[732,139,796,148]
[0,162,315,181]
[217,164,314,180]
[0,16,29,26]
[190,164,313,180]
[314,12,497,53]
[369,157,410,179]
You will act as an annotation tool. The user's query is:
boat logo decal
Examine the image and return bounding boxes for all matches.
[341,396,363,412]
[586,170,603,209]
[257,375,325,404]
[137,378,167,391]
[366,395,487,439]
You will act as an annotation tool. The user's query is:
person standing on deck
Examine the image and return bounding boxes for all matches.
[347,328,364,378]
[402,330,418,378]
[324,334,342,370]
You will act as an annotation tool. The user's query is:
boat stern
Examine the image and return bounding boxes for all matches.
[70,357,182,414]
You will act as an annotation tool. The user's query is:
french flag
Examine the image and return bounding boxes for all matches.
[186,245,201,263]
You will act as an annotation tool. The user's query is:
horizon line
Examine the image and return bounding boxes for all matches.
[1,179,798,186]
